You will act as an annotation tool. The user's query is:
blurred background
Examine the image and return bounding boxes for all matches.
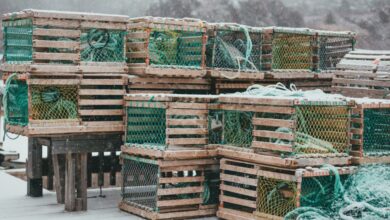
[0,0,389,52]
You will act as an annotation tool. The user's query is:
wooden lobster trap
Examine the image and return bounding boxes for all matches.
[317,30,355,71]
[2,72,126,136]
[119,153,219,220]
[210,94,353,167]
[1,9,128,73]
[127,17,207,78]
[128,75,211,94]
[124,94,218,152]
[255,166,356,220]
[349,98,390,164]
[206,23,266,80]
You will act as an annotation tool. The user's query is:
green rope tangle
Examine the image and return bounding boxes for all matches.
[284,164,390,220]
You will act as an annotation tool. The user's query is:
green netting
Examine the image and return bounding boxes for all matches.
[319,35,354,70]
[206,26,262,74]
[30,85,78,120]
[147,30,203,69]
[258,165,348,218]
[126,102,166,150]
[294,105,350,154]
[3,74,28,126]
[80,29,126,62]
[361,109,390,156]
[285,164,390,220]
[272,33,314,70]
[208,110,253,148]
[2,19,33,63]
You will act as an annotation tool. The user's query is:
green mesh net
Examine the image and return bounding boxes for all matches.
[126,102,166,150]
[285,164,390,220]
[206,26,262,72]
[128,29,203,69]
[3,75,28,126]
[208,110,253,148]
[361,109,390,156]
[80,29,126,62]
[30,85,78,120]
[318,35,354,70]
[2,19,33,63]
[272,33,314,70]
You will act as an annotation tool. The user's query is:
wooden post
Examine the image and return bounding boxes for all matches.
[27,137,43,197]
[47,144,54,190]
[98,152,104,188]
[75,153,88,211]
[110,151,116,186]
[65,152,76,211]
[52,154,66,204]
[87,153,92,188]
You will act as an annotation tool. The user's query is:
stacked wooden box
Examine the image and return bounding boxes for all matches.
[211,93,355,219]
[1,9,128,136]
[332,49,390,98]
[119,94,220,219]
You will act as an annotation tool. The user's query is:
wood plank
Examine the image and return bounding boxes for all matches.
[252,141,293,152]
[33,52,79,61]
[80,78,125,85]
[28,78,80,85]
[157,198,202,208]
[34,28,81,38]
[166,109,208,115]
[167,138,207,145]
[33,18,80,28]
[79,99,123,106]
[80,21,126,30]
[79,89,124,95]
[220,173,257,186]
[220,195,256,209]
[166,128,207,135]
[78,109,123,116]
[157,186,203,196]
[220,184,257,197]
[33,40,79,50]
[253,118,295,128]
[168,119,207,126]
[257,170,296,182]
[159,176,204,184]
[253,130,294,141]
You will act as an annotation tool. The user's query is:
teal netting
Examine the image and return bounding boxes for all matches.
[126,103,166,150]
[2,19,33,63]
[285,164,390,220]
[2,74,29,126]
[361,109,390,156]
[80,29,126,62]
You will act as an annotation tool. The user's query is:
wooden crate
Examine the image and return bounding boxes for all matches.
[128,75,211,94]
[127,17,207,78]
[349,98,390,164]
[2,9,128,67]
[211,95,353,167]
[265,27,318,71]
[217,158,260,220]
[332,70,390,99]
[124,93,217,151]
[3,73,126,136]
[213,78,288,94]
[119,153,219,220]
[255,166,356,219]
[336,49,390,71]
[317,30,355,71]
[206,23,266,80]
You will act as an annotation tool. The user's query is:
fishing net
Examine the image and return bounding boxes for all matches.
[2,19,33,63]
[128,28,204,69]
[258,165,349,218]
[206,25,262,73]
[80,29,126,62]
[208,110,254,148]
[121,155,159,211]
[285,164,390,220]
[319,34,354,70]
[2,74,28,126]
[272,32,314,70]
[360,108,390,156]
[126,101,167,150]
[30,85,78,120]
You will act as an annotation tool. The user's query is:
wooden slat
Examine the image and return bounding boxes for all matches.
[167,138,207,145]
[168,119,207,126]
[220,173,257,186]
[257,170,296,182]
[33,40,79,50]
[33,52,79,61]
[79,89,124,95]
[253,118,295,128]
[166,109,208,115]
[166,128,207,135]
[28,79,80,85]
[252,141,293,152]
[159,176,204,184]
[253,130,294,141]
[220,184,257,198]
[157,198,202,208]
[79,99,123,106]
[81,79,125,85]
[33,18,80,28]
[157,186,203,196]
[34,28,81,38]
[220,195,256,209]
[78,109,123,116]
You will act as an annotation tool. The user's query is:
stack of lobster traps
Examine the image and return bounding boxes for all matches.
[210,91,357,219]
[332,49,390,98]
[119,93,220,219]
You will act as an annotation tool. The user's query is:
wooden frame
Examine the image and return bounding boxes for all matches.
[254,165,357,219]
[119,153,219,220]
[127,16,207,78]
[349,98,390,164]
[336,49,390,71]
[3,73,126,136]
[124,93,218,150]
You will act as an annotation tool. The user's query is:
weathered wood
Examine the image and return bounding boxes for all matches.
[27,137,43,197]
[52,154,66,204]
[65,153,76,211]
